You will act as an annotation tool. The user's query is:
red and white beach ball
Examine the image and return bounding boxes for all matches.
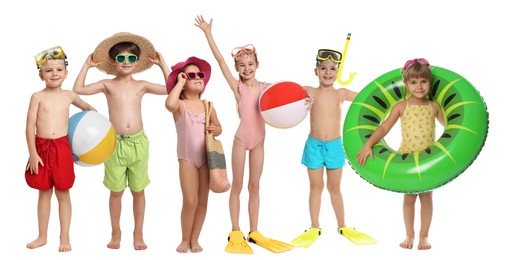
[259,81,309,128]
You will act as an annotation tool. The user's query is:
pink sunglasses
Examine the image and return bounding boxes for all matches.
[403,58,430,70]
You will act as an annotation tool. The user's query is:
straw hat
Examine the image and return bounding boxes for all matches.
[166,56,211,94]
[92,32,156,75]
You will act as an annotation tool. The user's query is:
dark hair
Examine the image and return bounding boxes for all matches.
[109,42,141,60]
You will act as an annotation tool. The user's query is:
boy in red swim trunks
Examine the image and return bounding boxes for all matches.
[25,46,96,252]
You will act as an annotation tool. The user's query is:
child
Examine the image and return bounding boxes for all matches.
[291,49,377,248]
[195,15,293,254]
[356,58,445,250]
[165,56,222,253]
[73,32,170,250]
[25,46,96,252]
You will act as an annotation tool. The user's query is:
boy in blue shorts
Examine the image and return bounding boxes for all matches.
[291,49,377,248]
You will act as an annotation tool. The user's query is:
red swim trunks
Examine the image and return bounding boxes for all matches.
[25,135,75,190]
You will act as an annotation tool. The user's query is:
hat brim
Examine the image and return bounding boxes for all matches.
[166,56,211,94]
[93,32,156,75]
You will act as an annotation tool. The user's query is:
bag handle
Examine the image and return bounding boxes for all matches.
[203,100,212,133]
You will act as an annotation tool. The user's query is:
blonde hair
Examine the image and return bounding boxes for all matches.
[401,59,432,100]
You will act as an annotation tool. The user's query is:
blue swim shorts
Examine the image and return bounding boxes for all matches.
[301,136,346,170]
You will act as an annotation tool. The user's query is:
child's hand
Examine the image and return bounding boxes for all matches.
[305,97,314,110]
[207,123,217,135]
[194,15,212,33]
[26,154,44,174]
[356,145,374,166]
[87,53,101,68]
[149,51,163,66]
[177,72,187,85]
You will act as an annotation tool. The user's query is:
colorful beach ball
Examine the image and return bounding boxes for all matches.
[68,110,116,167]
[259,81,309,128]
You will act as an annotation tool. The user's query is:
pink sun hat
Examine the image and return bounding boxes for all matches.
[166,56,211,94]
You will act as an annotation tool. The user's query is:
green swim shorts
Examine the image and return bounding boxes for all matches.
[103,130,150,192]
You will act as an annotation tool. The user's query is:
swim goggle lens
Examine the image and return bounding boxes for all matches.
[115,54,138,63]
[231,44,256,57]
[316,49,342,63]
[35,46,67,69]
[403,58,430,71]
[185,72,205,79]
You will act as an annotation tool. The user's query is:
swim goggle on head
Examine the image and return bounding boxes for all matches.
[35,46,68,70]
[231,44,256,58]
[402,58,430,71]
[316,49,342,64]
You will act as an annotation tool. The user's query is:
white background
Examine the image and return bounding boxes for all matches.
[1,1,509,259]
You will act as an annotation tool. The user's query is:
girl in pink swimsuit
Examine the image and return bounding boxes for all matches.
[196,15,293,254]
[165,56,223,253]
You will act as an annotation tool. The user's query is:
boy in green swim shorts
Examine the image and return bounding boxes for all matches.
[73,32,170,250]
[104,131,150,192]
[291,49,377,247]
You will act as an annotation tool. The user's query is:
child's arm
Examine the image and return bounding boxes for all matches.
[73,53,106,95]
[70,91,96,111]
[25,93,43,174]
[356,101,404,166]
[432,101,446,127]
[149,51,171,87]
[340,88,359,102]
[165,73,187,115]
[208,106,223,137]
[142,81,167,95]
[195,15,239,96]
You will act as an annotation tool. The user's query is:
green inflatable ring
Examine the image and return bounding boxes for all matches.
[343,66,489,193]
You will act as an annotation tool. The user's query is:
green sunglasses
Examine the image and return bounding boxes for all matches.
[115,54,138,63]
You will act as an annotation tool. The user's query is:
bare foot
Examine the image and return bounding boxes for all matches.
[190,242,203,253]
[399,236,414,249]
[134,240,147,250]
[176,241,190,253]
[417,237,431,250]
[59,243,72,252]
[107,233,121,249]
[26,237,47,249]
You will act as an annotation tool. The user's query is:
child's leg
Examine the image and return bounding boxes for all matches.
[307,168,325,228]
[55,189,72,252]
[189,164,210,253]
[177,160,200,253]
[325,168,345,228]
[417,191,433,250]
[247,142,264,232]
[229,138,247,231]
[400,194,418,249]
[107,191,124,249]
[27,189,53,249]
[132,189,147,250]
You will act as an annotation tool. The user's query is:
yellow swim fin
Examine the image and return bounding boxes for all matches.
[338,227,378,245]
[291,228,322,248]
[247,231,294,253]
[225,231,254,254]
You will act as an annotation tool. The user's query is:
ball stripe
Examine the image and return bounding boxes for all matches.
[260,81,308,111]
[71,111,113,156]
[78,126,116,165]
[68,110,87,145]
[260,99,308,128]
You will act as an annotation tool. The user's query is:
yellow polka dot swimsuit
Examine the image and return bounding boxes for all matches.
[398,100,436,154]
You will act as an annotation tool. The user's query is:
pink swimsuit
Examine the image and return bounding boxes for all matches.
[235,82,266,150]
[175,100,207,169]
